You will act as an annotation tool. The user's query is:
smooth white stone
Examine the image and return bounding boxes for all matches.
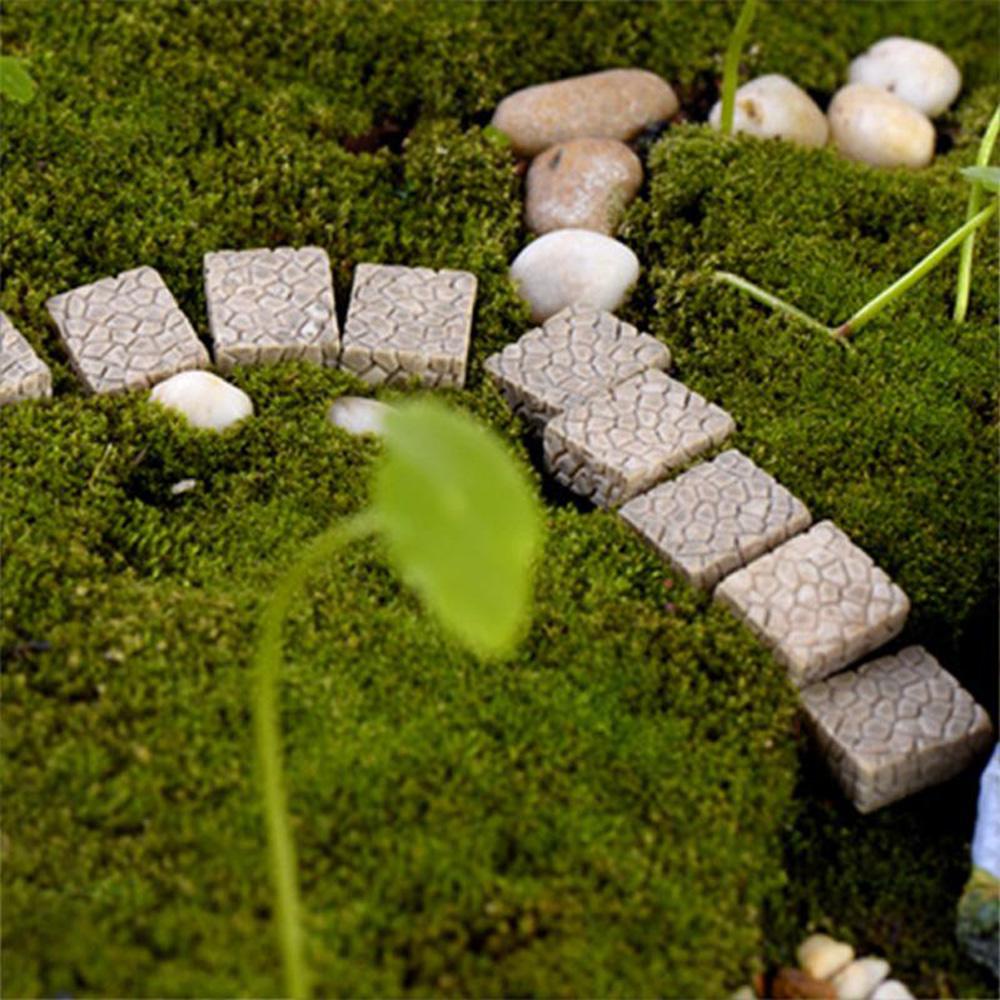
[708,74,829,147]
[797,934,855,980]
[327,395,392,436]
[728,987,757,1000]
[509,229,640,323]
[972,744,1000,879]
[150,371,253,432]
[828,84,934,169]
[849,36,961,117]
[169,478,199,495]
[831,957,891,1000]
[870,981,915,1000]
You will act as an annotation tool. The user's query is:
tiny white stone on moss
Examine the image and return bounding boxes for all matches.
[170,478,199,495]
[709,74,829,147]
[328,396,392,436]
[849,36,961,117]
[797,934,855,981]
[870,981,915,1000]
[150,371,253,431]
[831,957,891,1000]
[828,84,935,169]
[510,229,639,323]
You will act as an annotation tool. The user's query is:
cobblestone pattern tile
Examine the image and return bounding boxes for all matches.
[801,645,994,813]
[204,247,339,373]
[543,370,735,507]
[619,449,812,589]
[339,264,476,388]
[47,267,208,394]
[714,520,909,687]
[1,312,51,405]
[484,305,671,431]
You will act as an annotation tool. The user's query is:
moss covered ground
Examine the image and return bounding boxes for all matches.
[1,1,997,996]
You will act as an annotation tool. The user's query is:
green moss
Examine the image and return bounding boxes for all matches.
[1,1,997,997]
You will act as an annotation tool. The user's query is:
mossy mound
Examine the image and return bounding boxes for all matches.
[2,1,997,997]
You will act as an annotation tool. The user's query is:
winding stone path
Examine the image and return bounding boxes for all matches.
[1,311,51,404]
[204,247,339,372]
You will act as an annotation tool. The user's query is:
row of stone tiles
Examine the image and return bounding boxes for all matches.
[0,250,478,402]
[485,305,993,814]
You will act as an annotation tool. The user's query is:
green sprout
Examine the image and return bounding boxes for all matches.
[719,0,759,136]
[252,398,544,999]
[0,56,36,104]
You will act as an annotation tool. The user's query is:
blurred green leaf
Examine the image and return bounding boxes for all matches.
[960,165,1000,193]
[373,398,543,659]
[0,56,36,104]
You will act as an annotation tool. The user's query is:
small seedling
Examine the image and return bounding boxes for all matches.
[0,56,36,104]
[252,398,544,999]
[719,0,759,136]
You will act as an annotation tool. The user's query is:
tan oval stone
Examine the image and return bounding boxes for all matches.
[524,138,643,236]
[828,84,934,169]
[492,69,679,157]
[708,74,829,148]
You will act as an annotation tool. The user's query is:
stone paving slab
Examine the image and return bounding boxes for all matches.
[339,263,476,388]
[1,312,51,405]
[484,305,670,431]
[47,267,208,394]
[801,645,993,813]
[715,520,909,687]
[204,247,339,373]
[619,449,812,589]
[543,369,735,507]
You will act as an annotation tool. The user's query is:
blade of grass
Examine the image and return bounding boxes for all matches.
[836,200,997,337]
[953,104,1000,322]
[719,0,759,136]
[253,510,379,1000]
[713,270,842,341]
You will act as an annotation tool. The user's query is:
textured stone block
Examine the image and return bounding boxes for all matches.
[339,263,476,387]
[1,312,51,404]
[715,520,909,686]
[619,449,811,589]
[801,646,993,813]
[204,247,339,373]
[47,267,208,394]
[484,305,670,431]
[543,370,735,507]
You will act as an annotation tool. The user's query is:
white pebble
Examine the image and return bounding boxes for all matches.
[832,957,891,1000]
[509,228,639,323]
[849,36,961,117]
[729,987,757,1000]
[327,396,392,436]
[709,74,829,147]
[797,934,855,980]
[828,84,935,169]
[169,478,199,496]
[870,980,915,1000]
[150,371,253,432]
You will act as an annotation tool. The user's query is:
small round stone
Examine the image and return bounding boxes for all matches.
[525,138,643,236]
[327,396,392,436]
[149,371,253,432]
[708,74,829,147]
[169,478,199,496]
[870,981,915,1000]
[509,229,640,323]
[831,957,890,1000]
[828,84,934,169]
[771,968,836,999]
[492,69,679,158]
[848,36,961,117]
[797,934,855,981]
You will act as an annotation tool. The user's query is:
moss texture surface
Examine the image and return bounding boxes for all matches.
[1,1,997,997]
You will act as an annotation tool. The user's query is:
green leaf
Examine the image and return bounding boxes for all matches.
[0,57,36,105]
[372,398,543,659]
[960,165,1000,193]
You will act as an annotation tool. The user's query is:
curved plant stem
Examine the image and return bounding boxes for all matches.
[953,104,1000,322]
[253,510,379,1000]
[719,0,759,136]
[836,200,998,337]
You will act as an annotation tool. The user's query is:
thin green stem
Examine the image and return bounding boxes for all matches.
[836,200,997,337]
[719,0,759,136]
[953,105,1000,322]
[253,510,379,1000]
[714,270,842,342]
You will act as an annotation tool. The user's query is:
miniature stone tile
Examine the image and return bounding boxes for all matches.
[801,645,993,813]
[47,267,208,394]
[0,311,51,404]
[204,247,339,373]
[339,263,476,388]
[483,305,671,431]
[619,449,812,589]
[714,520,910,687]
[543,369,735,508]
